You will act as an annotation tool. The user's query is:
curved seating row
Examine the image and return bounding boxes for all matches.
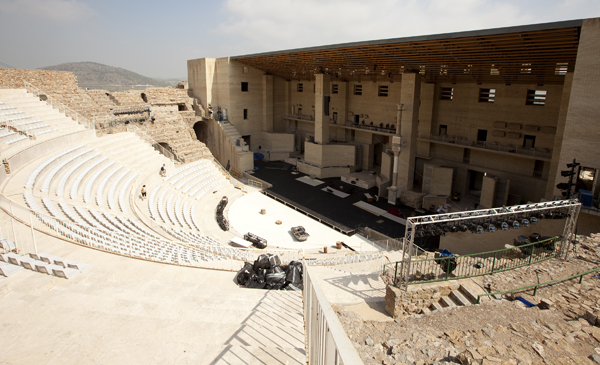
[40,148,92,193]
[70,157,107,200]
[56,153,99,197]
[84,162,115,203]
[25,145,83,189]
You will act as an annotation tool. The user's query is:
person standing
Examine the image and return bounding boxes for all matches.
[160,164,166,177]
[141,185,147,201]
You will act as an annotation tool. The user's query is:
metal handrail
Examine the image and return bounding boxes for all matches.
[386,236,561,286]
[22,81,95,131]
[476,266,600,304]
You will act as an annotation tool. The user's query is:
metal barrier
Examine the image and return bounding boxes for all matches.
[476,266,600,303]
[23,81,96,131]
[303,260,364,365]
[386,236,560,286]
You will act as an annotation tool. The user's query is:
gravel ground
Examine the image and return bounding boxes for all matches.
[336,233,600,365]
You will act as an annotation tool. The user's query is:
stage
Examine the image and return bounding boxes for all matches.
[249,160,412,238]
[228,192,382,252]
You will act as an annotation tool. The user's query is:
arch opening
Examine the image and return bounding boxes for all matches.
[193,121,208,144]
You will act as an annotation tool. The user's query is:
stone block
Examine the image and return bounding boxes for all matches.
[385,285,403,317]
[538,298,554,310]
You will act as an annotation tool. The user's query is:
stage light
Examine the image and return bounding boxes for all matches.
[483,223,495,233]
[499,222,509,231]
[458,224,469,232]
[530,217,538,225]
[520,218,530,227]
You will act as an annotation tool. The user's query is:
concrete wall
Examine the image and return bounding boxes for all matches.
[304,142,355,167]
[259,131,294,151]
[430,166,453,196]
[549,18,600,198]
[296,162,351,179]
[431,82,562,150]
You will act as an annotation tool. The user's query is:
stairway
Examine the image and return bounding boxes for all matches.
[424,284,488,314]
[220,121,249,153]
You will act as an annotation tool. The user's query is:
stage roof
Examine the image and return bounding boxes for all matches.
[232,19,583,84]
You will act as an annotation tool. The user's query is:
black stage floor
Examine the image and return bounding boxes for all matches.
[250,160,413,238]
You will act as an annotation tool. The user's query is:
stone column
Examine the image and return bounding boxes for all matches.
[387,104,403,204]
[397,72,421,192]
[314,73,331,144]
[262,74,274,132]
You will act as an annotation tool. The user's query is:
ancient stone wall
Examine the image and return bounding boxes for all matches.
[0,68,78,92]
[385,283,459,317]
[0,68,211,163]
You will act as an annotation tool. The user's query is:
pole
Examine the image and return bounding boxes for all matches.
[29,212,38,255]
[9,201,18,253]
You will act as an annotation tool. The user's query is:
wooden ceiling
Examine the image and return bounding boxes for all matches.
[232,21,582,84]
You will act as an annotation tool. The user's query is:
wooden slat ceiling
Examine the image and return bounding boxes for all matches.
[232,24,581,84]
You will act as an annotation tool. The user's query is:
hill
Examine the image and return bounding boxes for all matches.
[39,62,179,91]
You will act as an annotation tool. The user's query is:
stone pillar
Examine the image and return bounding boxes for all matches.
[387,104,403,204]
[314,73,331,144]
[397,72,421,192]
[480,175,497,209]
[263,74,274,132]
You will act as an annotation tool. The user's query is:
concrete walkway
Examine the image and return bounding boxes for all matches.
[0,211,306,364]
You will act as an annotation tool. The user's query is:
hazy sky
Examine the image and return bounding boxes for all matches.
[1,0,599,79]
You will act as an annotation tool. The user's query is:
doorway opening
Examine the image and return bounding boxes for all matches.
[477,129,487,144]
[523,135,536,148]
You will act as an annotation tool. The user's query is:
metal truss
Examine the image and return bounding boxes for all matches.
[399,199,581,290]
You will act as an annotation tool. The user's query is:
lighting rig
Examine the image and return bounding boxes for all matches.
[396,199,581,290]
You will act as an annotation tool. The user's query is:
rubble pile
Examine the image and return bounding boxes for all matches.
[337,233,600,364]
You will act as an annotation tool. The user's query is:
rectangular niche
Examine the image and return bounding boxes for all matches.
[493,130,506,137]
[493,121,507,129]
[540,126,557,134]
[507,123,522,130]
[524,125,539,132]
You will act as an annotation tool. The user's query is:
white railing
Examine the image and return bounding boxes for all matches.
[372,238,405,252]
[23,81,95,131]
[125,123,176,162]
[303,260,364,365]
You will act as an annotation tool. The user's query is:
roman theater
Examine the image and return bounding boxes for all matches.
[1,17,600,364]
